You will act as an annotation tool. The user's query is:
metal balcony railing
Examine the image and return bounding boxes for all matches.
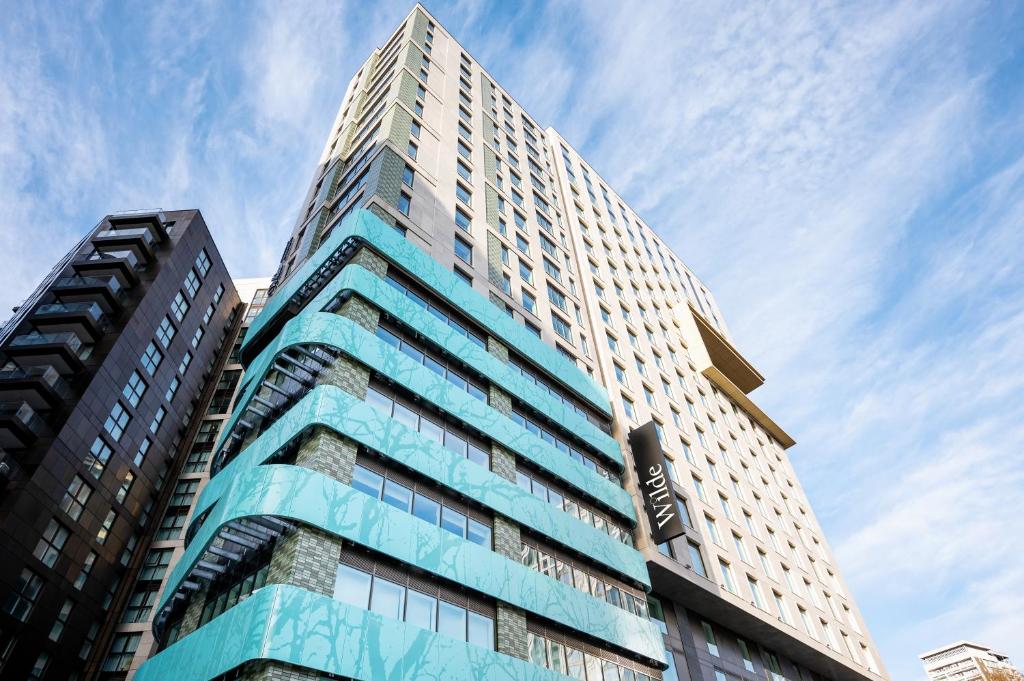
[9,331,84,352]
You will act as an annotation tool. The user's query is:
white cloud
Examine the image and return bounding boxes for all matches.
[2,3,1022,680]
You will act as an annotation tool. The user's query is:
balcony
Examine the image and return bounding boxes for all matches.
[0,401,47,449]
[72,250,140,287]
[107,212,169,242]
[92,227,158,262]
[51,275,125,312]
[5,331,87,373]
[30,301,106,339]
[0,366,73,410]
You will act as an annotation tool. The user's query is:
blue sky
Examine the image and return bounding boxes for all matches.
[2,1,1023,678]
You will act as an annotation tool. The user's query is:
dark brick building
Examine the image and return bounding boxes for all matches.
[0,210,239,680]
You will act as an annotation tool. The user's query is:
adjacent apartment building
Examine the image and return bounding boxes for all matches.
[133,5,887,681]
[98,278,271,679]
[0,210,239,680]
[921,642,1022,681]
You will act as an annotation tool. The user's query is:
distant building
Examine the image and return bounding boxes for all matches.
[920,642,1022,681]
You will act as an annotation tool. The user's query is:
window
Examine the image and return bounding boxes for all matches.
[28,652,49,679]
[156,509,186,540]
[521,291,536,314]
[184,269,201,297]
[185,448,211,474]
[397,191,411,216]
[773,591,789,623]
[622,396,635,420]
[455,207,471,231]
[3,568,43,621]
[687,541,707,577]
[140,548,173,581]
[516,233,529,254]
[33,519,69,567]
[410,120,421,138]
[49,598,73,642]
[732,533,749,562]
[170,479,199,507]
[457,160,471,181]
[171,291,189,321]
[60,475,92,521]
[165,376,180,402]
[195,249,211,276]
[74,552,96,590]
[403,164,415,187]
[702,621,719,656]
[150,406,166,433]
[332,563,494,650]
[178,351,192,375]
[85,437,113,478]
[213,283,225,303]
[551,314,571,341]
[141,342,163,376]
[454,236,472,264]
[719,559,736,593]
[156,316,176,348]
[96,510,116,544]
[748,576,764,609]
[102,401,130,442]
[704,514,720,544]
[191,326,204,349]
[407,141,418,159]
[116,471,135,504]
[547,284,567,312]
[457,139,471,160]
[134,438,151,466]
[737,639,756,672]
[123,586,159,623]
[102,633,141,673]
[119,371,147,408]
[456,182,472,206]
[693,475,706,501]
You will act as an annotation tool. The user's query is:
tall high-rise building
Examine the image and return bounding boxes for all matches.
[0,210,239,680]
[135,5,886,681]
[921,642,1022,681]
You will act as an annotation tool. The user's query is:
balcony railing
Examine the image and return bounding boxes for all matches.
[34,301,105,321]
[0,366,73,403]
[52,275,124,296]
[95,227,158,244]
[9,331,84,352]
[76,249,141,269]
[0,401,47,448]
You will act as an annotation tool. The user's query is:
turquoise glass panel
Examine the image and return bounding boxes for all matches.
[311,264,621,464]
[187,385,646,591]
[216,313,633,517]
[243,209,609,414]
[160,465,664,662]
[139,584,657,681]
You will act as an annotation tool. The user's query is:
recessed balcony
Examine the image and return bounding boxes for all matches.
[92,227,158,262]
[30,301,106,339]
[5,331,87,373]
[50,275,125,313]
[0,365,73,410]
[71,249,140,287]
[0,401,47,449]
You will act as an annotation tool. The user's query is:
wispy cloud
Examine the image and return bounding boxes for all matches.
[1,2,1022,679]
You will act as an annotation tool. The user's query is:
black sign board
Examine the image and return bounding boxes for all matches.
[628,421,686,544]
